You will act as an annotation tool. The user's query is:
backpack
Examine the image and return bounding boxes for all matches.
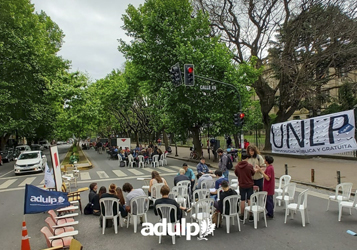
[226,154,233,170]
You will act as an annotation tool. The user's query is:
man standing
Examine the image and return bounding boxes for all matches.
[217,148,229,178]
[234,153,257,221]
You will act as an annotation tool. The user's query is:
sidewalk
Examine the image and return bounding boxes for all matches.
[167,145,357,192]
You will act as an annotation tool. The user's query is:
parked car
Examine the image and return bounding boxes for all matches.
[56,141,66,145]
[0,150,14,162]
[15,145,31,153]
[14,151,47,175]
[0,154,2,165]
[31,144,44,151]
[39,140,51,149]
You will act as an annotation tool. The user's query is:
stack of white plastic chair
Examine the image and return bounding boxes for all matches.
[275,175,291,206]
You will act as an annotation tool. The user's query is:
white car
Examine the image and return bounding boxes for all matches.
[14,151,47,175]
[39,140,51,149]
[15,145,31,153]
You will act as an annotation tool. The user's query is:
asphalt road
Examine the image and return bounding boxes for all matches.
[0,145,357,250]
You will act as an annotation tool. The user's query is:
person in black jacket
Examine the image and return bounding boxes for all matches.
[214,180,237,215]
[88,183,97,203]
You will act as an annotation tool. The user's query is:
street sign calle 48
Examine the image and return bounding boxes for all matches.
[200,85,216,90]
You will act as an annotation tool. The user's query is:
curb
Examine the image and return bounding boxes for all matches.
[60,147,93,171]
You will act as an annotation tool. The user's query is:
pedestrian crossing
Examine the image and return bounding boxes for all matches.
[0,165,187,191]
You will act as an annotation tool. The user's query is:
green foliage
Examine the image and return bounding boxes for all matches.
[118,0,261,142]
[0,0,68,146]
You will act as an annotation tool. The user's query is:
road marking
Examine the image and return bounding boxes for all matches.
[18,177,36,187]
[97,171,109,179]
[0,169,15,178]
[0,179,17,189]
[141,168,155,173]
[40,179,44,184]
[296,187,329,199]
[128,169,143,175]
[112,170,126,177]
[159,168,176,173]
[80,172,91,180]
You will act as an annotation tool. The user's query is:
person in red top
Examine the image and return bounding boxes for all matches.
[244,139,249,149]
[234,153,257,221]
[257,155,275,218]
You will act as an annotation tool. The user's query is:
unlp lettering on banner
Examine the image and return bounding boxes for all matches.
[270,109,357,155]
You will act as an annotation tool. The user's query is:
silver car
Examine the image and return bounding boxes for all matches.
[14,151,47,175]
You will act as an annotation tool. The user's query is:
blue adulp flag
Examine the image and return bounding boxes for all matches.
[24,184,70,214]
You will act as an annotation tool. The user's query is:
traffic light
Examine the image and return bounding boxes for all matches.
[169,64,182,86]
[184,64,194,86]
[234,112,245,126]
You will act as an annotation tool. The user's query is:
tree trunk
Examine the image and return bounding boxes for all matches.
[233,133,239,148]
[264,124,272,151]
[135,132,139,147]
[191,126,202,158]
[163,130,169,149]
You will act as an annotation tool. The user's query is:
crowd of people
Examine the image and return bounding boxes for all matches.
[85,144,275,228]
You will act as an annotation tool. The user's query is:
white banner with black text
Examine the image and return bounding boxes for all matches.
[270,109,357,155]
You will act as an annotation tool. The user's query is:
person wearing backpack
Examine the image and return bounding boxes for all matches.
[217,148,231,178]
[247,145,266,192]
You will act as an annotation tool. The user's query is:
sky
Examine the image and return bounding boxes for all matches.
[31,0,146,81]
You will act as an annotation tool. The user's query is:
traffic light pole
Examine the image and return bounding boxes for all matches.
[195,75,244,149]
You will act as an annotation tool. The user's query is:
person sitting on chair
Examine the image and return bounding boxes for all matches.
[149,171,168,196]
[154,185,190,223]
[196,157,213,175]
[213,180,237,214]
[91,186,106,216]
[174,169,190,186]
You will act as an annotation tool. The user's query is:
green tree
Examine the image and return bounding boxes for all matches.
[119,0,260,156]
[0,0,68,149]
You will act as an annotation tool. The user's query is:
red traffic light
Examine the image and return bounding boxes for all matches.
[187,67,193,74]
[239,113,245,119]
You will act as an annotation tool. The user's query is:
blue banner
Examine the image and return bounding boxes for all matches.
[24,184,70,214]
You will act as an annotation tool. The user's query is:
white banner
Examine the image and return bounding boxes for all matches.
[270,109,357,155]
[116,138,131,150]
[49,146,62,191]
[44,162,55,188]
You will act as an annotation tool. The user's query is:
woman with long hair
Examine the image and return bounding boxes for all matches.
[148,170,168,196]
[115,187,128,217]
[247,145,266,192]
[91,186,106,216]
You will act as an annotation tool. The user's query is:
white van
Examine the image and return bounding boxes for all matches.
[15,145,31,153]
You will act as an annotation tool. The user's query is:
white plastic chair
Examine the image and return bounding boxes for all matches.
[220,195,241,233]
[230,178,239,190]
[172,186,190,208]
[275,183,296,209]
[327,182,353,211]
[275,175,291,206]
[201,180,215,189]
[151,155,159,168]
[127,196,149,233]
[99,198,120,234]
[285,189,310,227]
[216,187,223,201]
[155,204,178,244]
[178,180,192,200]
[163,152,168,166]
[128,154,137,168]
[149,183,165,204]
[118,155,127,167]
[192,189,210,204]
[191,198,215,238]
[138,155,145,168]
[244,191,267,229]
[338,190,357,221]
[159,154,164,166]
